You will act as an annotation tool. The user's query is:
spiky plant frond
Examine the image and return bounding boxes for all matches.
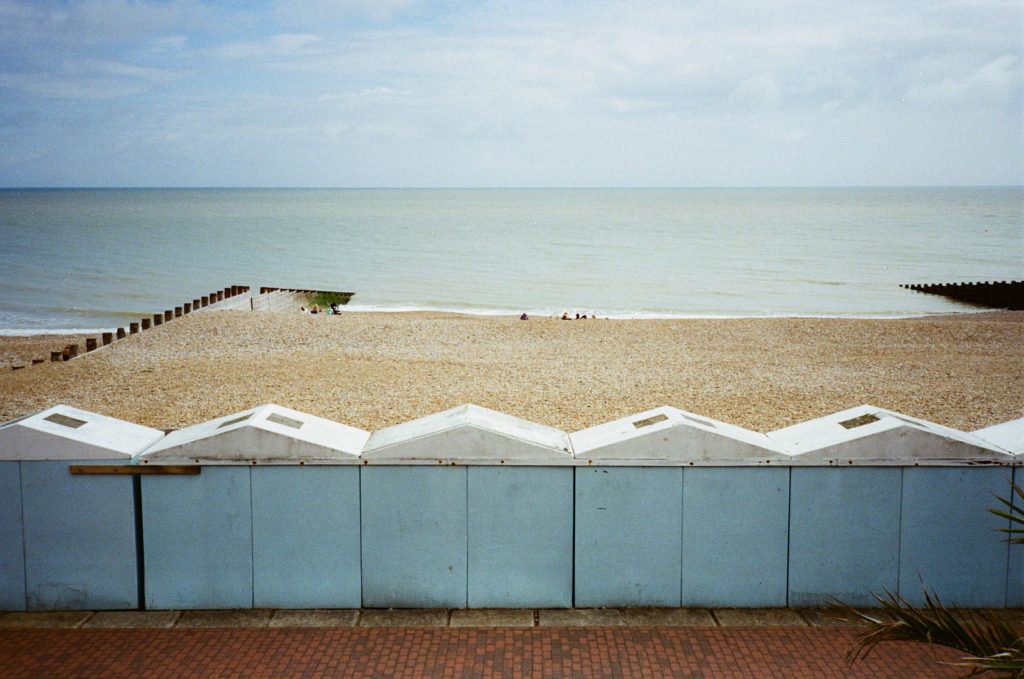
[989,482,1024,545]
[828,589,1024,677]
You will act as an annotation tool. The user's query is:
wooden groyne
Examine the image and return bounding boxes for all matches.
[8,284,357,371]
[900,280,1024,310]
[259,287,355,304]
[6,285,250,371]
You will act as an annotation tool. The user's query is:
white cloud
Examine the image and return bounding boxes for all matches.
[908,54,1021,105]
[274,0,421,24]
[729,73,783,108]
[211,33,323,60]
[1,0,1021,186]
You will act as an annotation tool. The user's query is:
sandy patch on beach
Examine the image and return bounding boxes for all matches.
[0,310,1021,433]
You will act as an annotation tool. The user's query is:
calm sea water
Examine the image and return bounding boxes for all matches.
[0,187,1020,333]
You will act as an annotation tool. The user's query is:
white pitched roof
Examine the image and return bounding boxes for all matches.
[0,405,164,460]
[362,404,573,464]
[973,417,1024,455]
[767,404,1012,465]
[137,404,368,464]
[570,406,786,465]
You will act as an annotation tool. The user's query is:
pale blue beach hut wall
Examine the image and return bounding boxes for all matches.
[899,467,1012,607]
[137,405,367,610]
[360,404,574,609]
[973,418,1024,606]
[141,467,253,609]
[0,461,25,610]
[0,406,163,611]
[251,466,361,608]
[571,407,785,608]
[787,468,901,607]
[574,467,683,607]
[21,460,139,610]
[682,467,789,607]
[360,466,468,608]
[467,466,573,608]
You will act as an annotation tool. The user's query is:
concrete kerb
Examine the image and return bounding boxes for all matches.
[269,609,360,628]
[82,610,182,629]
[0,608,893,629]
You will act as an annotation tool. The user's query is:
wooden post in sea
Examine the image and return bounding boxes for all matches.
[193,298,201,309]
[153,314,163,326]
[117,327,126,339]
[174,306,182,318]
[85,338,97,352]
[51,351,62,362]
[130,322,139,334]
[64,345,78,360]
[141,318,151,330]
[201,296,209,308]
[183,302,192,314]
[215,291,224,302]
[164,310,173,322]
[102,332,113,346]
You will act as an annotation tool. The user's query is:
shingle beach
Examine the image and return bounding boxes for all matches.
[1,310,1021,432]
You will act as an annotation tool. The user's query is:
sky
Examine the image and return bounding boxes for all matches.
[0,0,1021,187]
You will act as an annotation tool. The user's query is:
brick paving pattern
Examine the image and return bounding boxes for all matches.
[0,627,964,678]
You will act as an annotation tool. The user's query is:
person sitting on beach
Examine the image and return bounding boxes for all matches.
[520,312,528,320]
[310,304,320,314]
[330,303,339,314]
[561,312,570,320]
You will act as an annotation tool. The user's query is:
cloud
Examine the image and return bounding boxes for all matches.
[274,0,422,24]
[729,73,783,109]
[0,56,182,98]
[0,0,1021,186]
[908,54,1021,105]
[210,33,323,60]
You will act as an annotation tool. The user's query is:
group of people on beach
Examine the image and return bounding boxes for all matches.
[300,303,342,315]
[518,312,598,320]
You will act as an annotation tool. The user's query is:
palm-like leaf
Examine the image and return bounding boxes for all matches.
[828,590,1023,677]
[989,482,1024,545]
[831,480,1024,677]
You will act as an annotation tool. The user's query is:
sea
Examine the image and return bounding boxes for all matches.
[0,187,1020,334]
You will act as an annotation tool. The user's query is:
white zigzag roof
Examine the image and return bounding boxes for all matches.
[570,405,786,465]
[362,404,573,464]
[137,404,368,464]
[0,404,164,460]
[767,404,1011,465]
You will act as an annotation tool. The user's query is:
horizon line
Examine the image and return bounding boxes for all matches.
[1,184,1022,191]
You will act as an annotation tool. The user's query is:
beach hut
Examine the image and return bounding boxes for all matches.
[136,404,368,609]
[570,406,789,607]
[361,404,574,608]
[770,405,1013,607]
[973,417,1024,605]
[0,405,163,611]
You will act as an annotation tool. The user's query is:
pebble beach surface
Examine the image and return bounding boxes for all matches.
[0,310,1021,433]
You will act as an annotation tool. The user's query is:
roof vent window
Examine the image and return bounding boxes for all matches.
[43,413,87,429]
[839,413,881,429]
[266,413,304,429]
[633,413,669,429]
[218,414,252,429]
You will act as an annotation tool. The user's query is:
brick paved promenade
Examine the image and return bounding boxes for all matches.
[0,626,963,678]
